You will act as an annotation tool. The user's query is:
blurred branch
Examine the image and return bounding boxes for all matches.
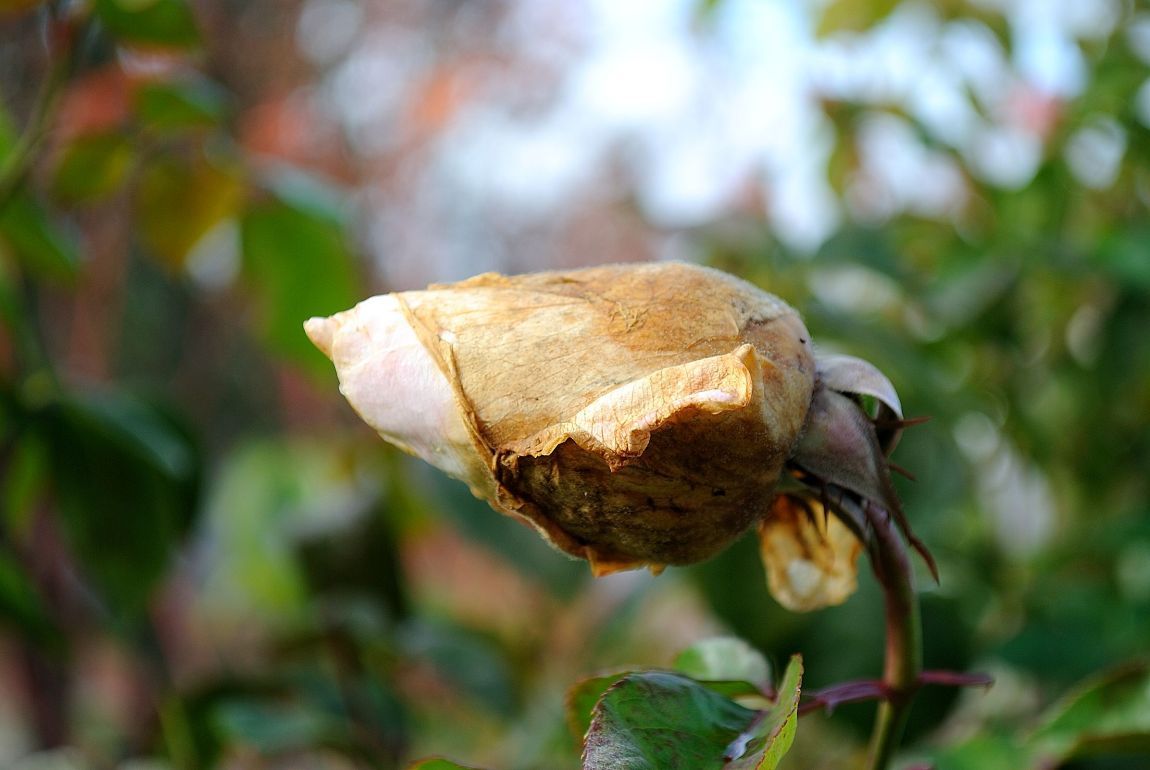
[0,7,85,213]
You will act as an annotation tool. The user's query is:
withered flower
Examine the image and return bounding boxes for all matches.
[305,262,913,611]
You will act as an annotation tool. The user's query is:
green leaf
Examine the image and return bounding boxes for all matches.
[673,637,771,689]
[928,732,1033,770]
[582,671,758,770]
[0,192,80,283]
[212,698,335,754]
[52,132,134,204]
[95,0,200,48]
[240,194,359,377]
[135,79,227,133]
[397,620,517,716]
[43,391,201,620]
[2,426,49,536]
[1029,661,1150,761]
[1096,225,1150,293]
[566,672,630,742]
[0,251,17,329]
[726,655,802,770]
[407,760,489,770]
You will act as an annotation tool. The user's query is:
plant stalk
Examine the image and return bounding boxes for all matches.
[864,506,922,770]
[0,7,82,213]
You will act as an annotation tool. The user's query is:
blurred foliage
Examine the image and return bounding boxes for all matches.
[0,0,1149,769]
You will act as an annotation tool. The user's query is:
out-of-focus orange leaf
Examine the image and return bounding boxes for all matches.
[54,66,133,142]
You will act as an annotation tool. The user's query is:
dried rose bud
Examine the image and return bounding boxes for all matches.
[305,262,909,610]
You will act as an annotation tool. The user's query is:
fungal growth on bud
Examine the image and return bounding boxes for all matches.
[305,262,925,611]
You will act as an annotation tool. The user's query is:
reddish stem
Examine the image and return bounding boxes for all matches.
[865,505,921,770]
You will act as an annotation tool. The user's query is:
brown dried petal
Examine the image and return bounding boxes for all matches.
[759,496,863,612]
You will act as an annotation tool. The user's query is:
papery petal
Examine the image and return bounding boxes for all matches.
[759,496,862,612]
[308,262,818,571]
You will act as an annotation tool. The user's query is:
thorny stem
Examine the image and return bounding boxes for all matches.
[864,504,922,770]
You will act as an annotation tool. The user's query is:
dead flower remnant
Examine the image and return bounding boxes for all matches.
[306,262,916,611]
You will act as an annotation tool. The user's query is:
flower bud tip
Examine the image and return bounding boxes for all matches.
[304,316,336,358]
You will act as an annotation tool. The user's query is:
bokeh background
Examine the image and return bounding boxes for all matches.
[1,0,1148,768]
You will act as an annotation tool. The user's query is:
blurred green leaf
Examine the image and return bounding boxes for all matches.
[407,759,489,770]
[0,102,16,154]
[296,500,411,621]
[2,425,48,536]
[95,0,200,48]
[1096,226,1150,293]
[213,698,335,754]
[816,0,902,37]
[0,192,79,283]
[51,132,134,204]
[1029,661,1150,762]
[929,732,1033,770]
[240,194,359,377]
[135,79,228,133]
[397,619,517,716]
[134,150,243,269]
[673,637,771,690]
[44,391,201,619]
[583,671,759,769]
[0,252,17,329]
[198,440,349,625]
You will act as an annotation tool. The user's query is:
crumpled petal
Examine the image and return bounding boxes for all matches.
[759,496,863,612]
[505,344,756,468]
